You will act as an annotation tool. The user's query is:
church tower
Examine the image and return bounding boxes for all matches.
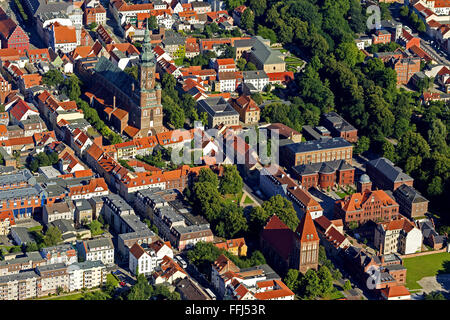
[138,19,163,135]
[293,211,319,274]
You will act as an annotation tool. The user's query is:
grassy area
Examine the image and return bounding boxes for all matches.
[285,56,304,67]
[28,225,43,233]
[45,292,85,300]
[323,288,345,300]
[243,195,254,204]
[335,191,347,199]
[174,58,184,66]
[223,192,243,205]
[403,252,450,290]
[260,92,280,101]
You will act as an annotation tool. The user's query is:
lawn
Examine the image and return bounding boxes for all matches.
[403,252,450,290]
[322,288,345,300]
[260,92,280,101]
[243,195,254,204]
[223,192,243,205]
[28,225,43,233]
[45,293,85,300]
[335,191,347,199]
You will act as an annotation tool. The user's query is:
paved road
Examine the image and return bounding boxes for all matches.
[178,252,221,299]
[389,3,450,65]
[416,274,450,296]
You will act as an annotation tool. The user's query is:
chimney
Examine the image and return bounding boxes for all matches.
[113,95,116,109]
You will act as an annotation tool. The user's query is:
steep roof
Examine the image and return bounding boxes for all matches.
[367,157,413,184]
[261,215,294,261]
[295,211,318,243]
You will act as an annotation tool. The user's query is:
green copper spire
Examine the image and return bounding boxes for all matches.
[141,18,154,64]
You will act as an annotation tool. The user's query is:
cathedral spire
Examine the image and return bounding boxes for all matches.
[141,18,154,64]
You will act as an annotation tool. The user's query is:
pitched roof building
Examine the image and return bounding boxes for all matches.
[260,212,319,274]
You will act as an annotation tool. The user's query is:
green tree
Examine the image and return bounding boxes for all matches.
[219,165,243,195]
[249,195,299,231]
[124,65,139,81]
[427,176,443,196]
[249,0,267,17]
[424,291,446,300]
[241,8,255,31]
[284,269,300,292]
[25,242,39,252]
[221,203,248,238]
[127,274,153,300]
[88,22,98,31]
[89,220,103,236]
[236,58,247,71]
[257,25,277,44]
[400,5,409,17]
[343,280,352,291]
[42,69,64,87]
[244,62,257,71]
[335,42,364,67]
[299,269,321,299]
[148,15,158,30]
[317,265,333,296]
[354,136,370,155]
[43,226,62,247]
[251,93,263,105]
[197,168,219,187]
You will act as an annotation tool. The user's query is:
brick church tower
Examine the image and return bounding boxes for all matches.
[137,19,163,135]
[293,211,319,274]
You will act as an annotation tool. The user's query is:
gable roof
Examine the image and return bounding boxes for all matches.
[295,211,318,242]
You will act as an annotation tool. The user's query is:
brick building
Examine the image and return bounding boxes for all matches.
[229,95,260,125]
[388,57,421,85]
[0,9,29,54]
[372,29,392,44]
[291,160,355,189]
[86,23,163,138]
[280,137,353,167]
[392,184,429,219]
[366,157,414,191]
[334,189,400,226]
[321,112,358,143]
[260,212,319,275]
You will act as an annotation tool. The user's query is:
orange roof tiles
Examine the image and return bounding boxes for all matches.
[253,279,295,300]
[296,211,319,242]
[337,190,397,212]
[53,25,77,44]
[381,285,410,298]
[129,243,147,259]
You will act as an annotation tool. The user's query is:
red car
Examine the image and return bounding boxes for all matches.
[119,281,126,287]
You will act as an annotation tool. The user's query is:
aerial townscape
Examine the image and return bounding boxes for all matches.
[0,0,448,303]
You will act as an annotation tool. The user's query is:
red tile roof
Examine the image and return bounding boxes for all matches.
[261,215,294,260]
[381,285,410,298]
[296,211,319,242]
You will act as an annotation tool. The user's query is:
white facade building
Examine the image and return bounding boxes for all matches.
[67,260,106,291]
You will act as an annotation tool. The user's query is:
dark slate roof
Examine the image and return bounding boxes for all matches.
[367,157,413,184]
[94,56,138,101]
[242,70,268,80]
[197,97,238,118]
[249,36,284,65]
[322,112,357,133]
[292,160,354,176]
[282,137,352,155]
[393,184,428,204]
[234,38,255,48]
